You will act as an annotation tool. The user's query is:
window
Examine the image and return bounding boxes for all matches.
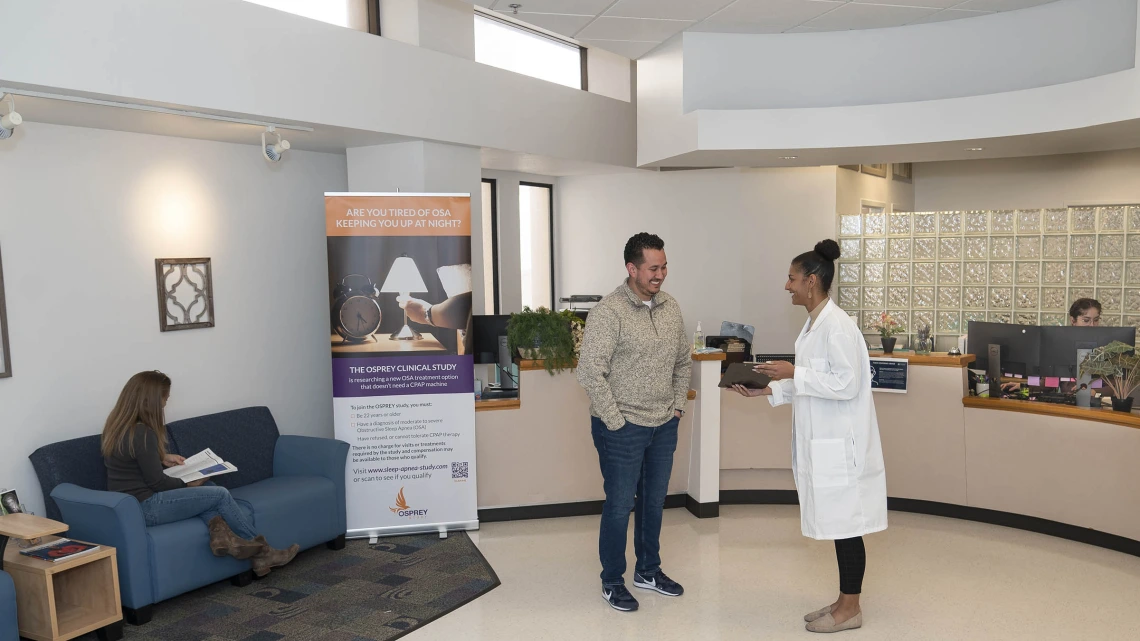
[519,183,554,310]
[481,179,500,314]
[474,14,584,90]
[242,0,350,27]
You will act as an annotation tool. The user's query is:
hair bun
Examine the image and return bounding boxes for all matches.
[815,239,841,262]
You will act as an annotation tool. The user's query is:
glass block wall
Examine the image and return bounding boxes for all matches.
[836,207,1140,348]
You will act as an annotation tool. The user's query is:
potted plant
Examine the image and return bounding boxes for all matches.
[506,307,585,374]
[1078,341,1140,412]
[870,312,904,354]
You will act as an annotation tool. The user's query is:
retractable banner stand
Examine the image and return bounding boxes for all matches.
[325,193,478,539]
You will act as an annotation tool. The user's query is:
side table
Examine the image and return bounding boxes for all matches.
[0,514,123,641]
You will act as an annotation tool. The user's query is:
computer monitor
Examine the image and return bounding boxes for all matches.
[472,315,510,365]
[1038,326,1136,378]
[967,322,1042,378]
[705,336,751,373]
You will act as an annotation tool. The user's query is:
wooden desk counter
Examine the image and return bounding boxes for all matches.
[963,396,1140,429]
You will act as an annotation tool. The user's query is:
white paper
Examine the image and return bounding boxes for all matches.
[163,448,238,482]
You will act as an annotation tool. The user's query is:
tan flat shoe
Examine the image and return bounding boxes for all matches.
[804,605,835,623]
[806,612,862,633]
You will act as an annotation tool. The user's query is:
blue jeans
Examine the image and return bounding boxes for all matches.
[140,485,258,540]
[591,415,679,587]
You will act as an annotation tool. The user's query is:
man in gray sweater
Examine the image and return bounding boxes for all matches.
[577,232,692,612]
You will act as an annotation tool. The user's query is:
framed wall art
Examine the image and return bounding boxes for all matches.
[156,258,215,332]
[0,244,10,378]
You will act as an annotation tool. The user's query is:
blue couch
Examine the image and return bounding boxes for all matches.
[0,570,16,641]
[29,406,349,625]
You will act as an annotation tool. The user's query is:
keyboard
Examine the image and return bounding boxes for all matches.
[1034,393,1076,406]
[480,388,519,400]
[753,354,796,365]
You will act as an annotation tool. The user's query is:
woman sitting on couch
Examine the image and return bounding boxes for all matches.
[102,370,299,577]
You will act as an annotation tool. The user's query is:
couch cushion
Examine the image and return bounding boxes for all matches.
[166,407,279,490]
[230,476,339,551]
[146,518,253,603]
[29,435,107,521]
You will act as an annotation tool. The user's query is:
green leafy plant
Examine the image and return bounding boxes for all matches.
[506,307,585,374]
[1079,341,1140,399]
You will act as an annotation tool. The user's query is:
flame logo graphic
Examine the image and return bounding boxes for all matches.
[390,487,410,513]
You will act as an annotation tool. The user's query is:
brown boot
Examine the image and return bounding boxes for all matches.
[207,516,262,560]
[250,535,300,577]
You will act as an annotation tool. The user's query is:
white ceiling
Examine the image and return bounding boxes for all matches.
[461,0,1060,59]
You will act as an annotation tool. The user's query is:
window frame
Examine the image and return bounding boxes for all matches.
[519,181,556,310]
[482,178,501,315]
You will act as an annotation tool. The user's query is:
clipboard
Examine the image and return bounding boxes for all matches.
[718,362,772,389]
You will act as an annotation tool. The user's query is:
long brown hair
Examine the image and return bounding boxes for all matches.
[101,371,172,459]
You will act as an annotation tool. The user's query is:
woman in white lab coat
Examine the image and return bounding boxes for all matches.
[734,239,887,634]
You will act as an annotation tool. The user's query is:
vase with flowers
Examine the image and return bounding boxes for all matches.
[870,312,904,354]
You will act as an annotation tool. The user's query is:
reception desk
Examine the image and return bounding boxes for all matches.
[472,352,1140,556]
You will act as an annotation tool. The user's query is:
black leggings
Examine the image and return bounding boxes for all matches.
[834,537,866,595]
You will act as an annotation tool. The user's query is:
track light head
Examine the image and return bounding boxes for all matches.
[0,95,21,140]
[262,126,290,163]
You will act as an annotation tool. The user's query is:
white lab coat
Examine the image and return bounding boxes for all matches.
[768,299,888,540]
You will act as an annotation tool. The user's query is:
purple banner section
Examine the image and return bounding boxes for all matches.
[333,355,474,398]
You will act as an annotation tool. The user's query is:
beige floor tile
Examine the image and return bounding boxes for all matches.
[408,505,1140,640]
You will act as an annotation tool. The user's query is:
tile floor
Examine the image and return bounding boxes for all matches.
[408,505,1140,640]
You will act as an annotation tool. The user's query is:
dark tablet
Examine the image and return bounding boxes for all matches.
[718,362,772,389]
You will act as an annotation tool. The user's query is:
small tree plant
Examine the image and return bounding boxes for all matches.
[1079,341,1140,399]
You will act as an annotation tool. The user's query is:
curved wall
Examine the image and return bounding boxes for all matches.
[684,0,1137,111]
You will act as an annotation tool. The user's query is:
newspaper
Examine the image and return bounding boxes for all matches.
[162,448,237,482]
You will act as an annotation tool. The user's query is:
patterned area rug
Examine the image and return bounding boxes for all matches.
[82,533,498,641]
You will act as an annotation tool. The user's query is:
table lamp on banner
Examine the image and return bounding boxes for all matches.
[382,254,429,340]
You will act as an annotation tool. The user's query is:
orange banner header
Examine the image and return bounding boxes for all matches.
[325,194,471,237]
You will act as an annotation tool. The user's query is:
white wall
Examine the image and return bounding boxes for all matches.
[0,0,635,169]
[636,37,697,168]
[0,123,347,515]
[558,167,838,352]
[587,47,632,103]
[914,148,1140,210]
[684,0,1137,111]
[836,166,916,214]
[381,0,476,59]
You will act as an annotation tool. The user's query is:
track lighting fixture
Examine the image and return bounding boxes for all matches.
[262,126,291,162]
[0,94,22,140]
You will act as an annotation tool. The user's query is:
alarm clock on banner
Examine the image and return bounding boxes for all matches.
[331,274,383,342]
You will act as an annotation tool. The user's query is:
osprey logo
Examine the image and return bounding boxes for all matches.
[390,487,429,518]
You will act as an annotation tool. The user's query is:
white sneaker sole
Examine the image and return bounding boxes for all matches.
[601,590,638,612]
[633,578,683,597]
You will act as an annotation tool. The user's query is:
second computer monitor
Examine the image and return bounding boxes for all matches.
[1038,326,1136,378]
[967,322,1041,378]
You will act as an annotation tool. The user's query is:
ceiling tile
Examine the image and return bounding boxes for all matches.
[905,8,994,24]
[577,16,693,41]
[693,0,842,33]
[803,3,940,30]
[578,39,663,59]
[605,0,735,22]
[498,11,595,35]
[784,25,825,33]
[849,0,965,8]
[490,0,613,14]
[953,0,1058,11]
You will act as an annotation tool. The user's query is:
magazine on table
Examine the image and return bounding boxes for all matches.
[163,448,238,482]
[19,539,99,563]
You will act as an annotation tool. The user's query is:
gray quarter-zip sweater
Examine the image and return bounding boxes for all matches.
[577,281,692,430]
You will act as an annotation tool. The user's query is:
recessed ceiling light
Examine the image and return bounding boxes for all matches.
[779,156,798,160]
[966,147,984,151]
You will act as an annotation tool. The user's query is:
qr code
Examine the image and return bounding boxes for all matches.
[451,462,469,479]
